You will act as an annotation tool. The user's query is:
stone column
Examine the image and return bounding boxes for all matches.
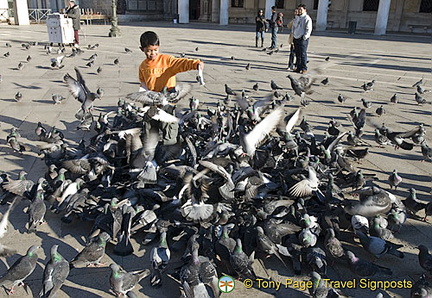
[265,0,275,19]
[316,0,329,31]
[179,0,189,23]
[219,0,228,25]
[13,0,30,25]
[211,0,219,22]
[374,0,391,35]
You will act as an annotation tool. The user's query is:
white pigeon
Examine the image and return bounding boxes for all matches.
[289,167,319,197]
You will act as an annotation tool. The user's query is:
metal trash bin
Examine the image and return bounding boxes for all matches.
[348,21,357,34]
[47,13,74,45]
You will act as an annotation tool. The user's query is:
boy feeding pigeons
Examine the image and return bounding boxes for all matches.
[136,31,204,145]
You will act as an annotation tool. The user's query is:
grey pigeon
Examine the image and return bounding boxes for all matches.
[388,169,402,190]
[420,141,432,162]
[14,91,22,102]
[39,244,70,298]
[225,84,236,96]
[375,105,385,116]
[64,67,100,113]
[346,250,392,277]
[418,245,432,275]
[52,94,66,104]
[0,245,39,295]
[362,80,375,91]
[270,80,283,90]
[361,98,372,108]
[109,263,150,296]
[230,238,256,280]
[390,93,398,103]
[337,94,346,103]
[70,232,110,268]
[150,229,170,287]
[356,231,404,259]
[415,92,426,104]
[26,189,46,233]
[324,228,344,261]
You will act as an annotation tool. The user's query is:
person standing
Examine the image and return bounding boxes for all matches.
[292,4,312,74]
[255,10,267,47]
[286,9,298,70]
[65,0,81,47]
[267,6,278,49]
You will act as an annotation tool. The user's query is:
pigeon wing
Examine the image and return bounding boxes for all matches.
[64,73,86,103]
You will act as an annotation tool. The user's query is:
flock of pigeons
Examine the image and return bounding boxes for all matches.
[0,35,431,298]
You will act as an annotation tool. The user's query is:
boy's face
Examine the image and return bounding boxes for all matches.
[141,45,159,61]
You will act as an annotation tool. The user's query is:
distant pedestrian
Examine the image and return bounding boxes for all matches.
[286,9,298,70]
[277,12,284,33]
[255,9,267,47]
[292,4,312,74]
[267,6,278,49]
[65,0,81,47]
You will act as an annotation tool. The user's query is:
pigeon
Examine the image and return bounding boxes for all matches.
[361,98,372,108]
[356,231,404,259]
[5,43,11,47]
[50,56,64,69]
[388,169,402,190]
[321,77,329,85]
[70,232,110,268]
[418,245,432,275]
[0,197,18,240]
[412,78,424,87]
[150,229,170,287]
[7,129,27,154]
[17,62,24,70]
[26,55,31,62]
[289,167,319,197]
[39,245,70,298]
[346,250,392,277]
[97,66,102,74]
[270,80,283,90]
[64,67,100,113]
[287,75,314,96]
[245,63,251,70]
[362,80,375,91]
[325,56,330,61]
[15,91,22,102]
[114,58,119,65]
[109,263,150,296]
[375,105,385,117]
[125,48,133,53]
[337,94,346,103]
[26,189,46,233]
[195,47,199,51]
[390,93,398,103]
[417,85,430,94]
[0,245,39,295]
[324,228,344,261]
[415,92,426,104]
[225,84,236,96]
[420,141,432,162]
[52,94,66,104]
[230,238,256,280]
[411,274,432,298]
[252,83,259,91]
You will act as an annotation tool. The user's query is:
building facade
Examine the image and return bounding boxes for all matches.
[4,0,431,34]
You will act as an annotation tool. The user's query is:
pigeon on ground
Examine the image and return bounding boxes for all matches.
[321,78,329,85]
[39,244,70,298]
[289,167,319,197]
[0,245,39,295]
[225,84,236,96]
[418,245,432,275]
[270,80,283,90]
[125,48,133,53]
[420,141,432,162]
[356,231,404,259]
[50,56,64,69]
[375,105,385,116]
[390,93,398,103]
[388,169,402,190]
[17,62,24,71]
[15,91,22,102]
[114,58,119,65]
[362,80,375,91]
[230,238,256,280]
[361,98,372,108]
[70,232,110,268]
[150,229,170,287]
[411,274,432,298]
[346,250,392,277]
[109,263,150,296]
[26,189,46,233]
[337,94,346,103]
[324,228,344,262]
[52,94,66,104]
[415,92,427,104]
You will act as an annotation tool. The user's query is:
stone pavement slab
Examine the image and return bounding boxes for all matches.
[0,22,431,297]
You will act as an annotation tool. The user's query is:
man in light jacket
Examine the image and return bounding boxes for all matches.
[292,4,312,74]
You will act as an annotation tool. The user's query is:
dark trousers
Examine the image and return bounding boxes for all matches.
[74,30,79,44]
[270,27,278,49]
[293,37,309,71]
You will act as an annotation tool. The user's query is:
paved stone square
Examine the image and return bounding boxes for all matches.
[0,21,431,297]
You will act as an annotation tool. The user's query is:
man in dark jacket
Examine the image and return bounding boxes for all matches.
[65,0,81,46]
[267,6,278,49]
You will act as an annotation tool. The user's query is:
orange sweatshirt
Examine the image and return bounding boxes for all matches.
[139,54,200,92]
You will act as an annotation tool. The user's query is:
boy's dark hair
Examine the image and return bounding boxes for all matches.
[271,6,276,10]
[297,4,307,9]
[140,31,159,48]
